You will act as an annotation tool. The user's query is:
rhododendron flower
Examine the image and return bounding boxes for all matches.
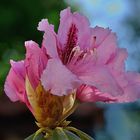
[4,7,140,131]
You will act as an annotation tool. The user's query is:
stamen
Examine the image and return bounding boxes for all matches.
[61,25,98,65]
[67,46,80,64]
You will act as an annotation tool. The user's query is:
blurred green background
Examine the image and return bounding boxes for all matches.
[0,0,140,140]
[0,0,68,94]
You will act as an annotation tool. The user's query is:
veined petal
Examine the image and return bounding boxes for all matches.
[67,48,97,75]
[25,40,48,89]
[77,85,116,102]
[107,48,128,87]
[91,26,117,64]
[58,7,91,50]
[38,19,54,32]
[79,65,123,96]
[38,19,59,58]
[116,72,140,102]
[41,59,81,96]
[107,48,128,72]
[78,71,140,103]
[4,60,25,102]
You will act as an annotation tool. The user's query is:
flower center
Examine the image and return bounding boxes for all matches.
[61,24,78,64]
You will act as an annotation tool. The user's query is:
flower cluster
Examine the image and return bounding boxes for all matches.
[4,7,140,128]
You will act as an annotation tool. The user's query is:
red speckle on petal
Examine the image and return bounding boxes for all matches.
[62,24,78,64]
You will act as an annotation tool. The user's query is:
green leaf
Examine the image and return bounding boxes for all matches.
[24,133,45,140]
[64,129,81,140]
[49,130,58,140]
[51,127,69,140]
[66,127,94,140]
[25,127,94,140]
[51,128,81,140]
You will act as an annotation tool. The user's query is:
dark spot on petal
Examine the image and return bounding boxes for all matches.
[62,24,78,64]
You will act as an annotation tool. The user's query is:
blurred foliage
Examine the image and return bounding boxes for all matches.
[0,0,67,94]
[124,0,140,72]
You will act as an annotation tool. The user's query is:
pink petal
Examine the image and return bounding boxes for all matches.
[58,7,91,50]
[38,19,54,31]
[91,26,117,64]
[25,40,48,89]
[67,48,96,75]
[107,48,128,72]
[77,85,116,102]
[38,19,59,58]
[4,60,26,102]
[78,65,123,96]
[77,70,140,103]
[41,59,81,96]
[116,72,140,102]
[107,48,128,87]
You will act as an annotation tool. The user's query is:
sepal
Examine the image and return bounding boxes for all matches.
[25,127,94,140]
[25,133,45,140]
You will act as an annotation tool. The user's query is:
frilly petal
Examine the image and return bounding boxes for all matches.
[79,65,123,96]
[58,7,91,50]
[91,26,117,64]
[41,59,81,96]
[25,40,48,89]
[4,60,26,102]
[116,72,140,102]
[107,48,128,71]
[77,85,116,102]
[38,19,59,58]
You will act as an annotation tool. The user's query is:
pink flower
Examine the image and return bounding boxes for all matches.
[4,7,140,122]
